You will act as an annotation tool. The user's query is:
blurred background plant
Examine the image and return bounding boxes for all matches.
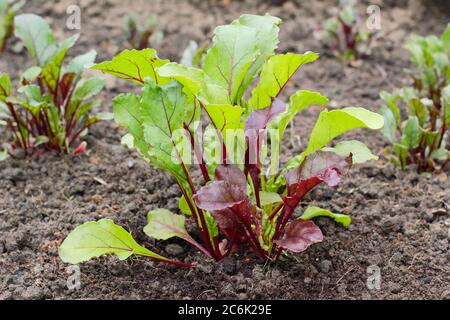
[318,0,372,64]
[0,14,111,160]
[0,0,24,53]
[124,12,163,50]
[380,24,450,172]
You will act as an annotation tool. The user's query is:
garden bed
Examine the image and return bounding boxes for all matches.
[0,0,449,299]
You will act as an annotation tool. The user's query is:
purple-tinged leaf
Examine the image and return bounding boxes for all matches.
[285,151,352,205]
[245,98,285,132]
[274,220,323,253]
[194,164,247,211]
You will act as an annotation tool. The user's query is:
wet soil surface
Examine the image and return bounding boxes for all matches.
[0,0,449,299]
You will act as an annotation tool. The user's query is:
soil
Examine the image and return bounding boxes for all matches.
[1,0,449,300]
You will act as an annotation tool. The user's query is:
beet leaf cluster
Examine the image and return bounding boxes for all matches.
[59,14,383,267]
[0,14,111,159]
[380,24,450,172]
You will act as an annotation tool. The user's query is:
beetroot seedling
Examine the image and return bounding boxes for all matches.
[59,14,383,267]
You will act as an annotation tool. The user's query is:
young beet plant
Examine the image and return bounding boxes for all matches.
[380,24,450,172]
[59,15,383,268]
[0,0,24,53]
[0,14,111,159]
[124,12,163,50]
[321,0,370,63]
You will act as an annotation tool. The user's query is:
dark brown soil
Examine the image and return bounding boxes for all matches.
[1,0,449,300]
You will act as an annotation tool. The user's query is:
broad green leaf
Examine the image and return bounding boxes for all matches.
[231,14,281,99]
[322,140,378,164]
[59,219,168,264]
[380,105,398,143]
[203,24,259,104]
[92,49,169,85]
[140,81,190,184]
[269,90,328,140]
[14,14,55,65]
[157,62,204,95]
[303,107,384,160]
[300,206,351,228]
[401,116,421,148]
[114,93,150,158]
[144,209,189,241]
[248,52,319,111]
[204,104,244,134]
[271,107,384,190]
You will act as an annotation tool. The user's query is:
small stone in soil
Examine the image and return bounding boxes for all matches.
[165,244,184,256]
[304,277,312,284]
[319,260,332,273]
[127,160,135,169]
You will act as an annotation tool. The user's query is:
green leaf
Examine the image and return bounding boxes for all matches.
[442,84,450,125]
[251,191,282,207]
[67,50,97,74]
[379,105,398,143]
[231,14,281,99]
[300,206,351,228]
[248,52,319,111]
[204,104,244,134]
[92,49,169,85]
[157,62,205,95]
[269,90,329,140]
[408,98,430,127]
[379,91,401,126]
[73,77,105,101]
[144,209,189,241]
[94,112,114,121]
[401,116,421,148]
[40,48,69,94]
[14,14,55,65]
[140,81,190,184]
[59,219,168,264]
[114,93,150,158]
[430,148,449,161]
[442,23,450,51]
[322,140,378,164]
[0,72,11,99]
[203,24,259,104]
[178,195,192,216]
[303,107,384,160]
[21,66,42,84]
